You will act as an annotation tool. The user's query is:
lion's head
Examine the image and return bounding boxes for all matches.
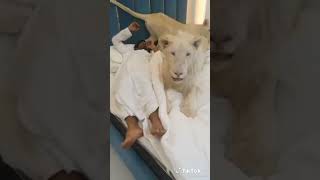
[158,32,207,86]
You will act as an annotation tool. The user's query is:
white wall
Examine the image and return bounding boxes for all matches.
[205,0,210,26]
[186,0,196,24]
[186,0,210,25]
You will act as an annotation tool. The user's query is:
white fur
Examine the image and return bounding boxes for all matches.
[158,31,209,117]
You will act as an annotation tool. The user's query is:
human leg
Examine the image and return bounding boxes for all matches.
[148,109,166,138]
[121,116,143,149]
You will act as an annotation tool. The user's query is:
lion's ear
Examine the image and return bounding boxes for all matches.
[158,35,172,49]
[192,37,202,49]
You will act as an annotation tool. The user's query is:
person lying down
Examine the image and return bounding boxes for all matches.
[111,22,166,149]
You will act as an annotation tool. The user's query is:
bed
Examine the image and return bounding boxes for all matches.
[109,0,188,179]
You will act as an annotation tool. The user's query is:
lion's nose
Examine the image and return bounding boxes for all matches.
[174,72,183,77]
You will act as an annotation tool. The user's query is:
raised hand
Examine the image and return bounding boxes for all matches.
[128,22,140,32]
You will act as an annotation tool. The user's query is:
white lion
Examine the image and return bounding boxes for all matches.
[158,31,209,117]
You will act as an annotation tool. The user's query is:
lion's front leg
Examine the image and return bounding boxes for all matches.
[181,90,198,118]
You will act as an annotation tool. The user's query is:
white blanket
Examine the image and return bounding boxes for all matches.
[146,51,210,180]
[147,52,260,180]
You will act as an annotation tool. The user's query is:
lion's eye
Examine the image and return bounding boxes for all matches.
[171,52,175,56]
[186,52,191,56]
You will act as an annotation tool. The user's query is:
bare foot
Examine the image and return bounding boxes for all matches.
[150,125,166,138]
[149,110,166,138]
[122,116,143,149]
[121,127,143,149]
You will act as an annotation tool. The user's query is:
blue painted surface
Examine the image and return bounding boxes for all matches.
[110,125,157,180]
[132,0,151,43]
[151,0,164,13]
[164,0,177,19]
[117,0,135,44]
[177,0,187,23]
[117,0,135,30]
